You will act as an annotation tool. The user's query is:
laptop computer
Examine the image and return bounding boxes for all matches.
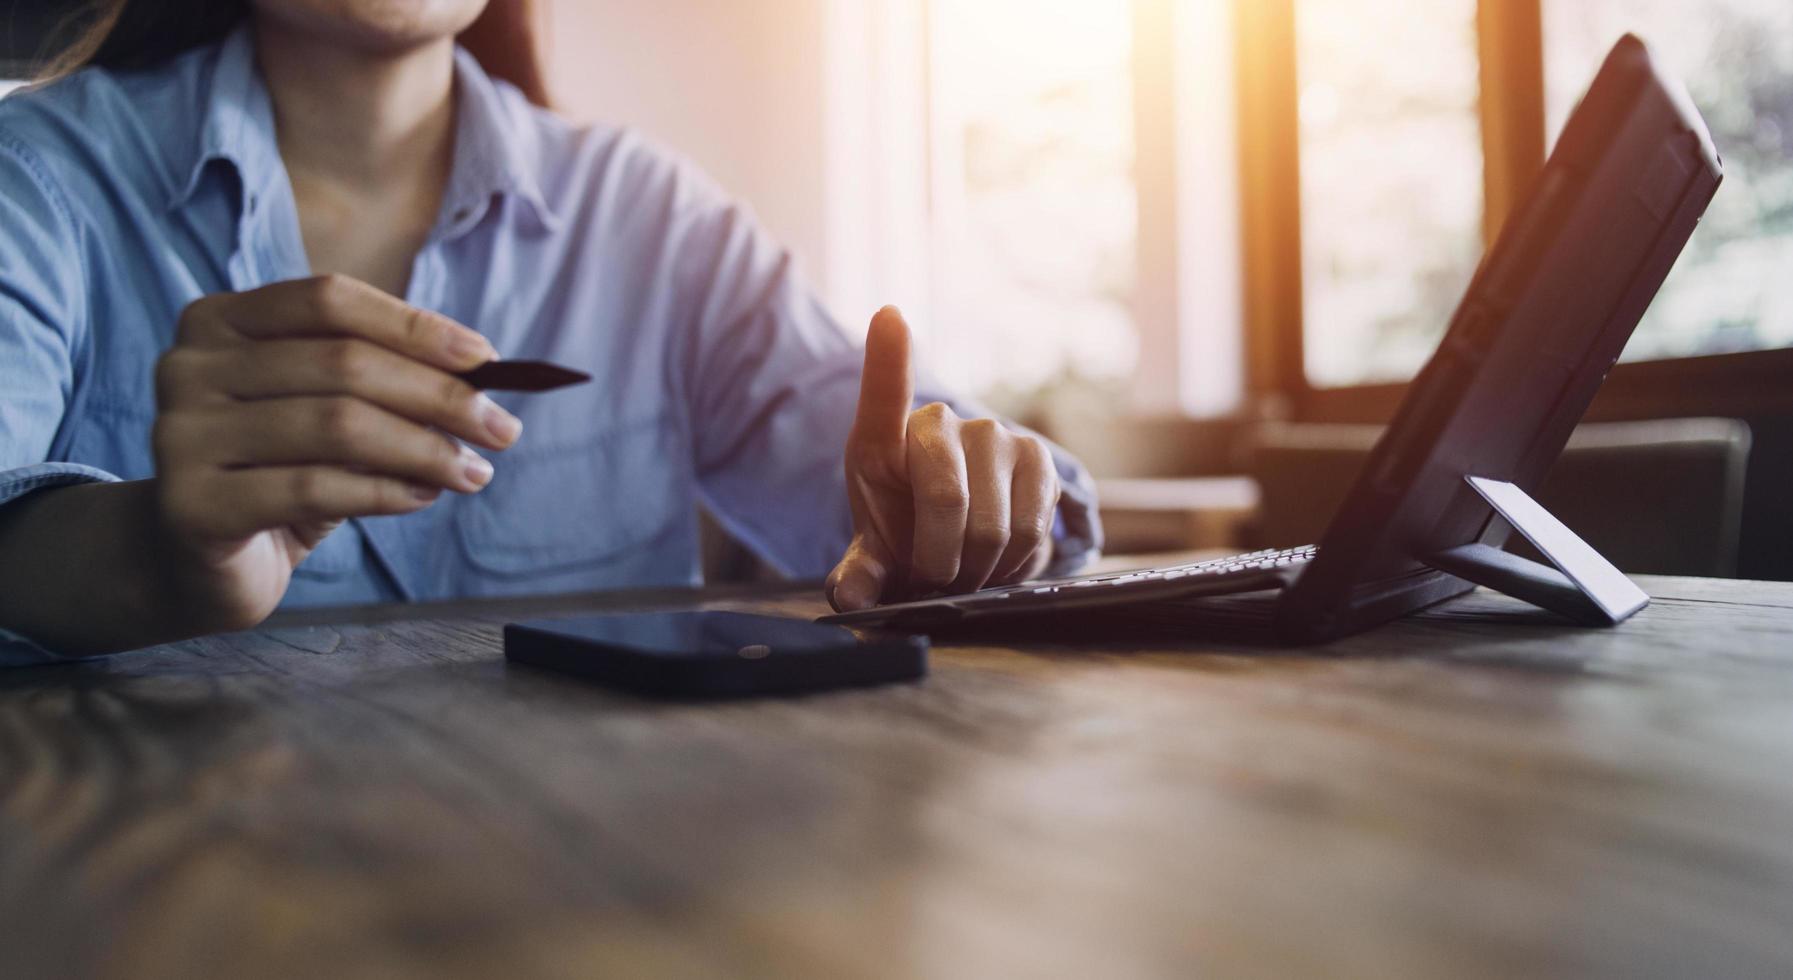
[822,34,1723,644]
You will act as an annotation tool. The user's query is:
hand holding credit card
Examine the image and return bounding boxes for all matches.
[457,360,592,392]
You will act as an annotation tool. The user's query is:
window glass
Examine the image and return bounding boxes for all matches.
[928,0,1137,402]
[1295,0,1485,389]
[1545,1,1793,361]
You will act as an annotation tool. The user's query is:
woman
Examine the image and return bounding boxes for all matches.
[0,0,1100,660]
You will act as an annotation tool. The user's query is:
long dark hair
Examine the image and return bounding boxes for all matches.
[41,0,551,106]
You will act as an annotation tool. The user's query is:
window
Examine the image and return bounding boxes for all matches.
[1544,0,1793,363]
[1294,0,1485,389]
[851,1,1789,422]
[1269,0,1793,423]
[843,0,1241,418]
[925,0,1139,403]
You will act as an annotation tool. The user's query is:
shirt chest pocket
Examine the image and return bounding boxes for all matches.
[455,415,689,575]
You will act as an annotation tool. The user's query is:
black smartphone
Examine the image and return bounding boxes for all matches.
[503,611,927,698]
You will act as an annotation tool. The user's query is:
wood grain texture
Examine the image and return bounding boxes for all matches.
[4,575,1793,979]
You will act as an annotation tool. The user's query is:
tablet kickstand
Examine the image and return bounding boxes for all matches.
[1425,476,1650,626]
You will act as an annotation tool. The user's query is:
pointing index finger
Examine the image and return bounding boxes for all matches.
[852,306,915,449]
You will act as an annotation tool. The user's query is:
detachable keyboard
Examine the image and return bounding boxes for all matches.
[819,545,1319,628]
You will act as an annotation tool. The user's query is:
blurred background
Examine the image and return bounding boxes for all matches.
[4,0,1791,580]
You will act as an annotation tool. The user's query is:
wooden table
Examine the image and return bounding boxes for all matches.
[5,573,1793,979]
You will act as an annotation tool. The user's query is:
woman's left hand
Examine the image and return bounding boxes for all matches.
[826,307,1059,612]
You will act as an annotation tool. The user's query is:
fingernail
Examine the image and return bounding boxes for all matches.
[410,483,442,503]
[449,329,496,365]
[459,446,494,491]
[477,395,523,445]
[834,569,877,611]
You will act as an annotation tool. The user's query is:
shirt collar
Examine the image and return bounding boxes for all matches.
[437,45,560,238]
[166,23,561,236]
[166,22,281,215]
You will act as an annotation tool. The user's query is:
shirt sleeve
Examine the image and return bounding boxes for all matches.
[0,133,118,663]
[654,150,1103,580]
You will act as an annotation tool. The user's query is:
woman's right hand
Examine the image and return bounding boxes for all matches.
[149,275,522,631]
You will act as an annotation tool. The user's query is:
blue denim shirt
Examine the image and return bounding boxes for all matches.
[0,26,1101,662]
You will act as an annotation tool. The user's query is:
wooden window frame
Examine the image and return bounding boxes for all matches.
[1236,0,1793,426]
